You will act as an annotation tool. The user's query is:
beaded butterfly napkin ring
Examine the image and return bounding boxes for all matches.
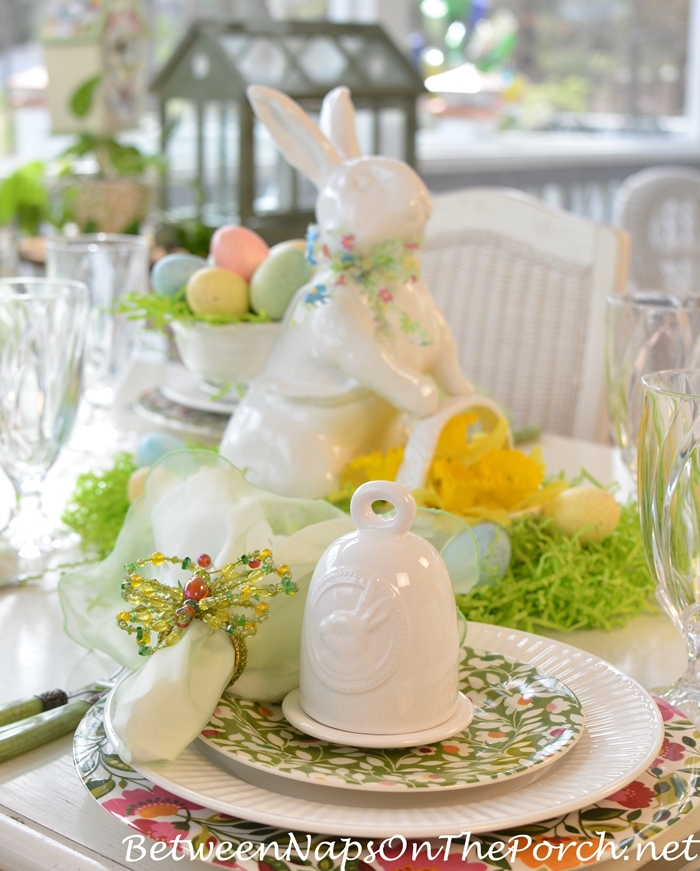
[117,549,297,687]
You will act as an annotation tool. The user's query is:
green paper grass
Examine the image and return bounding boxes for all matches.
[63,451,656,636]
[457,502,656,633]
[61,453,136,559]
[117,290,272,332]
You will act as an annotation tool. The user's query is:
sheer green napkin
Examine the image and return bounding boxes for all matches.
[60,451,354,762]
[59,450,477,764]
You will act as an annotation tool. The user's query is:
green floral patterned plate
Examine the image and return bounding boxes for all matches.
[198,645,584,792]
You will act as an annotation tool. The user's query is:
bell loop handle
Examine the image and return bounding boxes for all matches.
[350,481,417,536]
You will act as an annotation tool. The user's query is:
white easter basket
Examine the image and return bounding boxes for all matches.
[171,320,282,388]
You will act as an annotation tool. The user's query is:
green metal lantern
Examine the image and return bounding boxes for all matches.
[151,20,424,244]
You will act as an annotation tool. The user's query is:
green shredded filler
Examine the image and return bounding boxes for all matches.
[457,502,656,633]
[61,453,136,559]
[62,450,656,635]
[116,289,272,331]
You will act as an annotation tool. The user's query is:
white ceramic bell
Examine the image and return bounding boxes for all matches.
[296,480,464,737]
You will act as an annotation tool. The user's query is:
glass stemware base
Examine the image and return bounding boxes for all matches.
[0,493,79,561]
[656,681,700,726]
[655,609,700,725]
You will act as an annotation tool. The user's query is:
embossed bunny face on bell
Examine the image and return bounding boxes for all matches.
[299,481,461,736]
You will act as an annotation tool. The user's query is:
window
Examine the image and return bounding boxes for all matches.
[417,0,696,136]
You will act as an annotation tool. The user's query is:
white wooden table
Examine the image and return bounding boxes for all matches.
[0,359,693,871]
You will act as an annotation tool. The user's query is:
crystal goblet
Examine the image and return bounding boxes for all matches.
[605,292,700,480]
[45,234,149,453]
[639,369,700,724]
[0,278,89,565]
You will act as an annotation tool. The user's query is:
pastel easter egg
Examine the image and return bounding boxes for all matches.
[135,432,186,468]
[210,225,269,281]
[471,523,512,584]
[127,466,149,503]
[272,238,307,254]
[151,253,207,298]
[542,487,621,545]
[186,267,249,317]
[250,243,313,319]
[441,529,480,595]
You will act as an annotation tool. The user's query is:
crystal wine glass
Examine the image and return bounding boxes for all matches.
[605,292,700,480]
[639,369,700,724]
[45,234,149,454]
[0,278,89,566]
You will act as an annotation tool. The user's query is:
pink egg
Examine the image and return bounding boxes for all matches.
[210,225,269,281]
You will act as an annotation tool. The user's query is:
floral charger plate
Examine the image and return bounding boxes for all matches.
[198,645,585,792]
[74,696,700,871]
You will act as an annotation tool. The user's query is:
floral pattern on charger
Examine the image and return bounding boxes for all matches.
[74,698,700,871]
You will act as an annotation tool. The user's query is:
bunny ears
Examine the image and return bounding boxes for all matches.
[247,85,362,188]
[319,87,363,161]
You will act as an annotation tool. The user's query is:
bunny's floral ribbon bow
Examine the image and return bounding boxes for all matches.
[303,225,432,346]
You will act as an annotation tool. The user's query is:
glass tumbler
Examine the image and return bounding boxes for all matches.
[606,292,700,479]
[639,370,700,723]
[0,278,89,563]
[45,234,149,410]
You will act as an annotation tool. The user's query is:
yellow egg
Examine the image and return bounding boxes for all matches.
[127,466,149,503]
[186,267,249,317]
[542,487,621,545]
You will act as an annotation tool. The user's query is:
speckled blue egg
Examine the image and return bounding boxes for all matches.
[151,254,207,298]
[135,432,186,468]
[472,523,511,584]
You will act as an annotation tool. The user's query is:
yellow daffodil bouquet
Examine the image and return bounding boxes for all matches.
[330,411,568,526]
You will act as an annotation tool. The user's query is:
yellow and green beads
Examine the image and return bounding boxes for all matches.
[116,548,297,678]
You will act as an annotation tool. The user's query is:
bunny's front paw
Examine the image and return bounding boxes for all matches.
[411,379,440,418]
[447,374,474,397]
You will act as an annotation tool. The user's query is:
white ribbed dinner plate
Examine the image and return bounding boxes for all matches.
[121,623,664,837]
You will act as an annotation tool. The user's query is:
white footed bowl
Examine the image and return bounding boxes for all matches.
[171,320,282,388]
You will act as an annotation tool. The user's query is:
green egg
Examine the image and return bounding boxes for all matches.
[250,244,313,320]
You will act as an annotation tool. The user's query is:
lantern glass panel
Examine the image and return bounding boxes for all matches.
[238,39,288,87]
[219,34,248,60]
[358,43,416,88]
[298,37,348,84]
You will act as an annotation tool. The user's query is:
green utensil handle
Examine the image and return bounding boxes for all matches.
[0,689,68,728]
[0,700,91,763]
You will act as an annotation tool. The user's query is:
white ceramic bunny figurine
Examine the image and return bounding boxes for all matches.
[220,85,475,499]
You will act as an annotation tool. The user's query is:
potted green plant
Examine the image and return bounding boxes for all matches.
[0,161,50,236]
[0,160,52,270]
[56,75,155,233]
